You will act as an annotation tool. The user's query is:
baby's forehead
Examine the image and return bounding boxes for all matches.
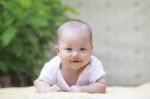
[59,27,89,37]
[57,21,91,40]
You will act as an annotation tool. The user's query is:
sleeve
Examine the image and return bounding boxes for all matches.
[88,56,106,83]
[38,56,59,84]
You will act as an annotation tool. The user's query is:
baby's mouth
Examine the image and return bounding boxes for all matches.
[72,60,81,63]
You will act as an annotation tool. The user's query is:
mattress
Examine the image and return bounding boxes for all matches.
[0,82,150,99]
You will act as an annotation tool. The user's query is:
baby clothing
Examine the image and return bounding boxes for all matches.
[38,56,105,91]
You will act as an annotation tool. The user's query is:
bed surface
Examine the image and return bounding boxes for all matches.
[0,82,150,99]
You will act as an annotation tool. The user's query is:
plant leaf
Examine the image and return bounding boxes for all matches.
[1,27,17,46]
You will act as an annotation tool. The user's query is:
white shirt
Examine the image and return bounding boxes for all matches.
[38,56,105,91]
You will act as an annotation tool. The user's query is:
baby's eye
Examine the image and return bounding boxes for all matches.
[80,48,86,51]
[65,48,72,51]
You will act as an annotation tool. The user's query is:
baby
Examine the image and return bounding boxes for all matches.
[34,20,106,93]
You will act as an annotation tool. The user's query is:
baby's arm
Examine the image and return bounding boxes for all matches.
[34,79,62,93]
[70,77,106,93]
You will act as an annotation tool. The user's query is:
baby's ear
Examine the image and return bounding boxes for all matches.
[55,45,59,54]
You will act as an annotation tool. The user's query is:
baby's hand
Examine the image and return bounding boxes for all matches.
[70,85,81,92]
[50,84,62,92]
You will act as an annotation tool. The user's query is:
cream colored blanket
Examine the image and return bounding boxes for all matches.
[0,83,150,99]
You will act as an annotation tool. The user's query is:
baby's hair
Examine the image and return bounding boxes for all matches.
[57,19,92,44]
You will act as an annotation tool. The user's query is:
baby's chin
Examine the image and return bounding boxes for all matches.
[69,64,86,70]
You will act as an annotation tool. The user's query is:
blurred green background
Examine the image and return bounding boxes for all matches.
[0,0,76,87]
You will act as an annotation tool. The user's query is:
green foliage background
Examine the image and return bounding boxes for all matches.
[0,0,76,86]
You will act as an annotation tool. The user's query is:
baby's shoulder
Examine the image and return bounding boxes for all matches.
[44,56,61,70]
[90,56,102,64]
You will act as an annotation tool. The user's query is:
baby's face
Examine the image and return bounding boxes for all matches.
[56,31,93,70]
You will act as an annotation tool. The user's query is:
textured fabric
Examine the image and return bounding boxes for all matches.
[1,83,150,99]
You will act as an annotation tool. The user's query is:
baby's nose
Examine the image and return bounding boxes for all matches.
[72,51,79,58]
